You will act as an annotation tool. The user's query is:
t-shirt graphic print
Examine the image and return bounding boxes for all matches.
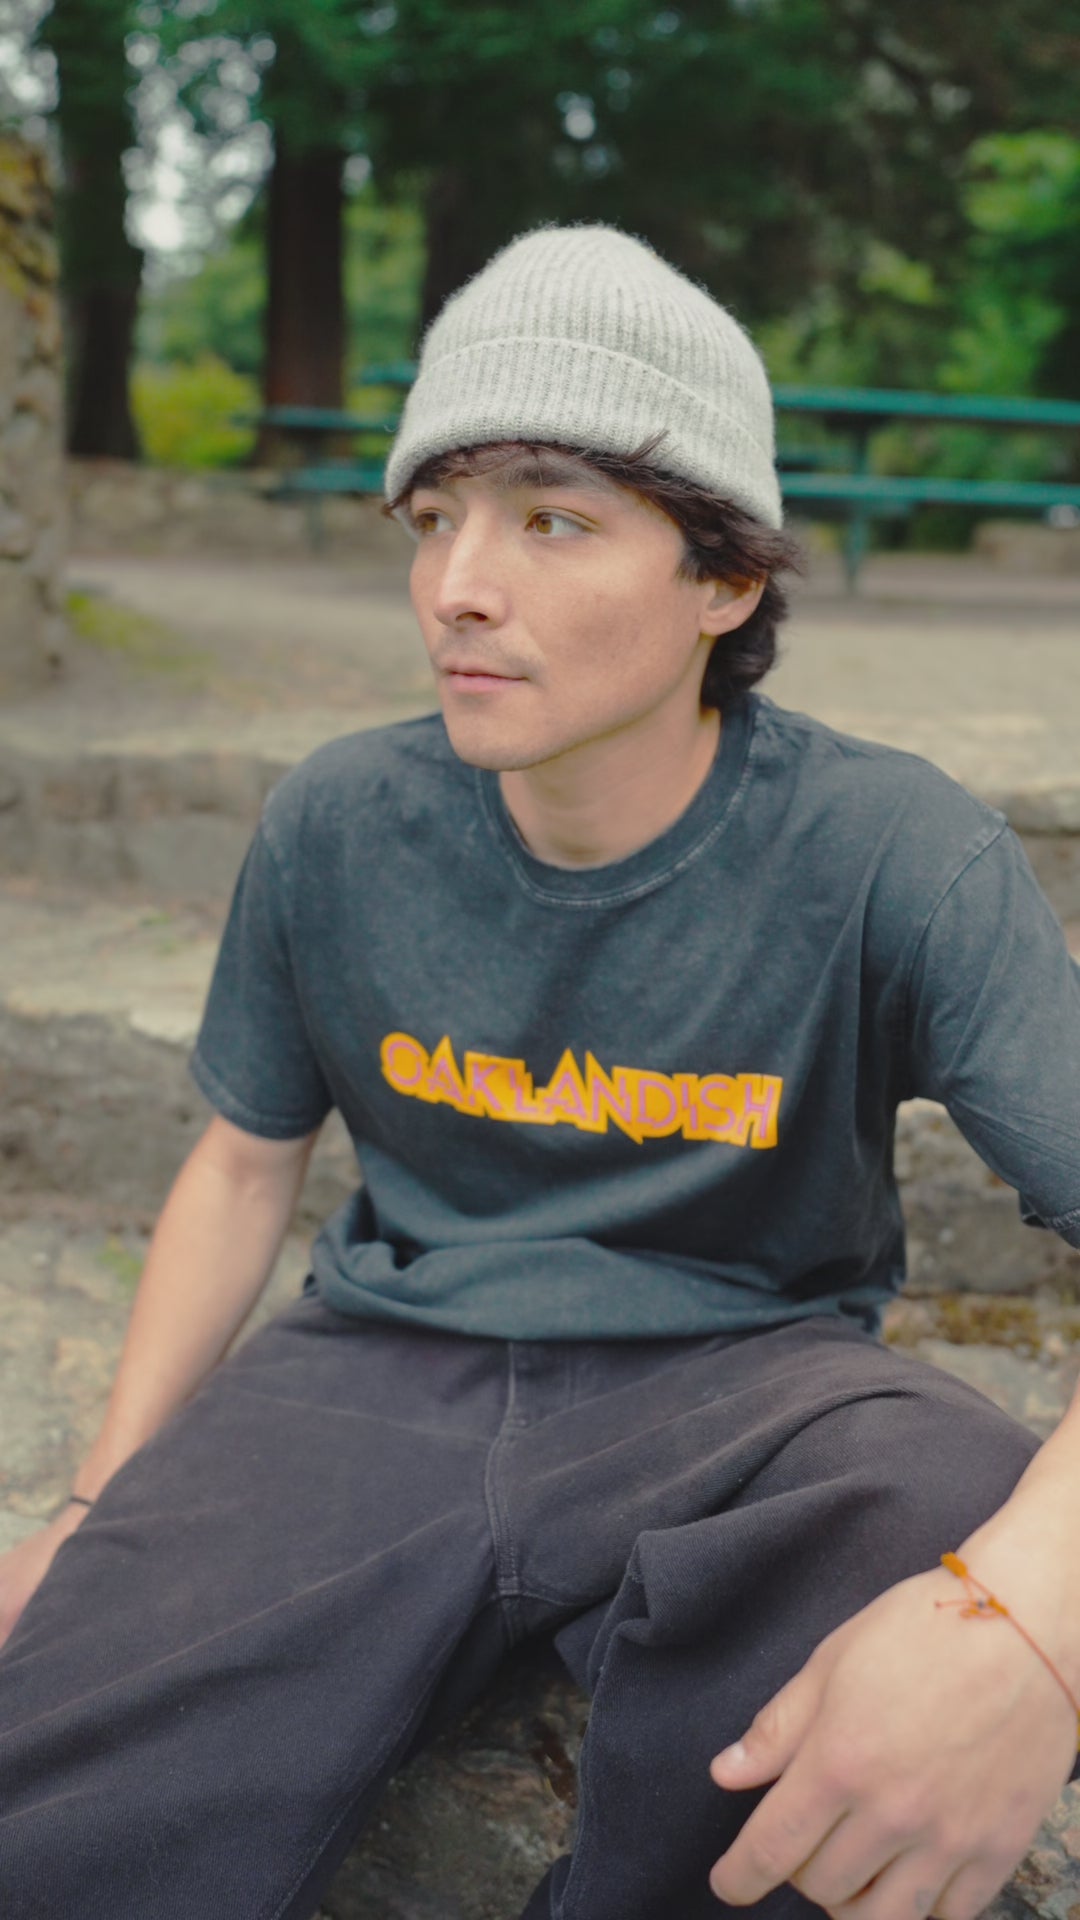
[380,1031,783,1149]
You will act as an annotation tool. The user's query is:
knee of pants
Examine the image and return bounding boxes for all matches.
[745,1369,1041,1572]
[836,1371,1040,1558]
[615,1372,1041,1658]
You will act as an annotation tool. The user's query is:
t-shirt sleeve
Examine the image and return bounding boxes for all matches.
[905,824,1080,1248]
[189,817,333,1139]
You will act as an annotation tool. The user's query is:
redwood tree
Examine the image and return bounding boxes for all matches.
[168,1,362,452]
[263,135,345,413]
[41,0,142,457]
[255,16,350,456]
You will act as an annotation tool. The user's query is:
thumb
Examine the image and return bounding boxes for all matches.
[710,1655,828,1790]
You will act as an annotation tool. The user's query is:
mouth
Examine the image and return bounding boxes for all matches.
[438,661,527,693]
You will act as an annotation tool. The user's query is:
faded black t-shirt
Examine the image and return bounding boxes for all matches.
[190,695,1080,1338]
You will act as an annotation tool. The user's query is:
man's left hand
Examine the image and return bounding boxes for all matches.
[708,1563,1077,1920]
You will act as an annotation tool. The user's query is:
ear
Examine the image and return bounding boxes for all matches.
[699,576,766,637]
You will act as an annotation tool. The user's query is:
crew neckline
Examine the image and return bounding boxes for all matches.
[476,693,758,906]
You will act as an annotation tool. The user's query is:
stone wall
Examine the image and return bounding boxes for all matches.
[68,458,406,561]
[0,134,65,698]
[974,518,1080,573]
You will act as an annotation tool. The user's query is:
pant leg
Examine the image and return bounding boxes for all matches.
[507,1319,1042,1920]
[0,1296,514,1920]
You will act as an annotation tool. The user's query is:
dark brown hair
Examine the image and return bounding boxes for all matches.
[383,432,803,709]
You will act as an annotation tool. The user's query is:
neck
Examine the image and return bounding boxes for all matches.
[499,705,722,870]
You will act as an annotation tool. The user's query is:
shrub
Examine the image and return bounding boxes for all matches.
[131,355,258,469]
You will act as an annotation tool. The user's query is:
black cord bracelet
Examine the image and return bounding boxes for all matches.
[67,1495,94,1509]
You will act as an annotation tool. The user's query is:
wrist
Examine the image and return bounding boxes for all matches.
[948,1516,1080,1707]
[74,1424,151,1504]
[50,1499,91,1538]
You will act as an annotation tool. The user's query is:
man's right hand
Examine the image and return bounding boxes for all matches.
[0,1504,88,1650]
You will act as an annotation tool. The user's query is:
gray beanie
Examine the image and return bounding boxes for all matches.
[383,222,782,529]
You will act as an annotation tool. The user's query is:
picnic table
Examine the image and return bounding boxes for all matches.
[242,370,1080,588]
[775,385,1080,587]
[235,365,413,546]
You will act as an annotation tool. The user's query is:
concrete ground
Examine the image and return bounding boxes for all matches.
[1,539,1078,1917]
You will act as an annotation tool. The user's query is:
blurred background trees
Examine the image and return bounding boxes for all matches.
[1,0,1078,491]
[38,0,143,455]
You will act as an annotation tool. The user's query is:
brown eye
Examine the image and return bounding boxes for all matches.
[412,510,447,535]
[529,511,582,537]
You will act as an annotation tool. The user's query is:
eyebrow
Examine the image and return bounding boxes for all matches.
[413,450,624,502]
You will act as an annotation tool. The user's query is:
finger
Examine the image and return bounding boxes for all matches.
[711,1655,828,1792]
[931,1859,1017,1920]
[709,1768,849,1905]
[788,1815,901,1912]
[833,1849,950,1920]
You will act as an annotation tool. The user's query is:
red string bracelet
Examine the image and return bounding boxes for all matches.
[937,1552,1080,1752]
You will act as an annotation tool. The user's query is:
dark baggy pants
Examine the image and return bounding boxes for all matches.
[0,1298,1042,1920]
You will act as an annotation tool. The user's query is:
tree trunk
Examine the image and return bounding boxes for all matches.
[46,1,143,460]
[259,134,346,466]
[419,163,507,336]
[65,278,141,459]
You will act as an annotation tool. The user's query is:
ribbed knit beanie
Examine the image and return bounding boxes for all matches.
[384,222,782,529]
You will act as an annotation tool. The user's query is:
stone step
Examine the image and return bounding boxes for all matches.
[1,1208,1076,1920]
[0,547,434,903]
[0,716,417,905]
[0,876,356,1222]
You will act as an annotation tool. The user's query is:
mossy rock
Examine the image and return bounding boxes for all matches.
[0,139,47,223]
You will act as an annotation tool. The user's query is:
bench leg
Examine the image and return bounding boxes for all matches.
[842,422,874,593]
[843,506,869,592]
[304,493,326,553]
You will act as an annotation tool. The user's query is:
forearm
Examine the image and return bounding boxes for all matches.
[955,1371,1080,1700]
[72,1122,316,1501]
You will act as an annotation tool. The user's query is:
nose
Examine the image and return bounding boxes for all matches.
[427,513,511,629]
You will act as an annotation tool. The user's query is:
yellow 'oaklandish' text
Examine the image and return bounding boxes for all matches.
[380,1032,782,1149]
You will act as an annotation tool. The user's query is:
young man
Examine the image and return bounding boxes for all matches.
[1,223,1078,1920]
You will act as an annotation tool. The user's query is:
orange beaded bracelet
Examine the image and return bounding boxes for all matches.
[936,1552,1080,1752]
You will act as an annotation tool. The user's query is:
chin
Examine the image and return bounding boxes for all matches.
[444,735,540,773]
[440,714,551,773]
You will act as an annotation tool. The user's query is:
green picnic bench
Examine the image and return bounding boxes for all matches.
[234,365,414,548]
[241,370,1080,589]
[775,386,1080,588]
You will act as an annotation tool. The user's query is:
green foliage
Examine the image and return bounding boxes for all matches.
[95,1234,144,1293]
[344,190,425,371]
[758,125,1080,533]
[65,589,206,678]
[138,222,265,376]
[858,244,938,312]
[756,239,947,399]
[940,294,1065,400]
[135,184,425,444]
[964,131,1080,246]
[131,352,257,466]
[941,132,1080,400]
[755,112,1080,531]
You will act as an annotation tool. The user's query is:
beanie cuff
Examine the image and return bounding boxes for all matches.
[385,335,783,529]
